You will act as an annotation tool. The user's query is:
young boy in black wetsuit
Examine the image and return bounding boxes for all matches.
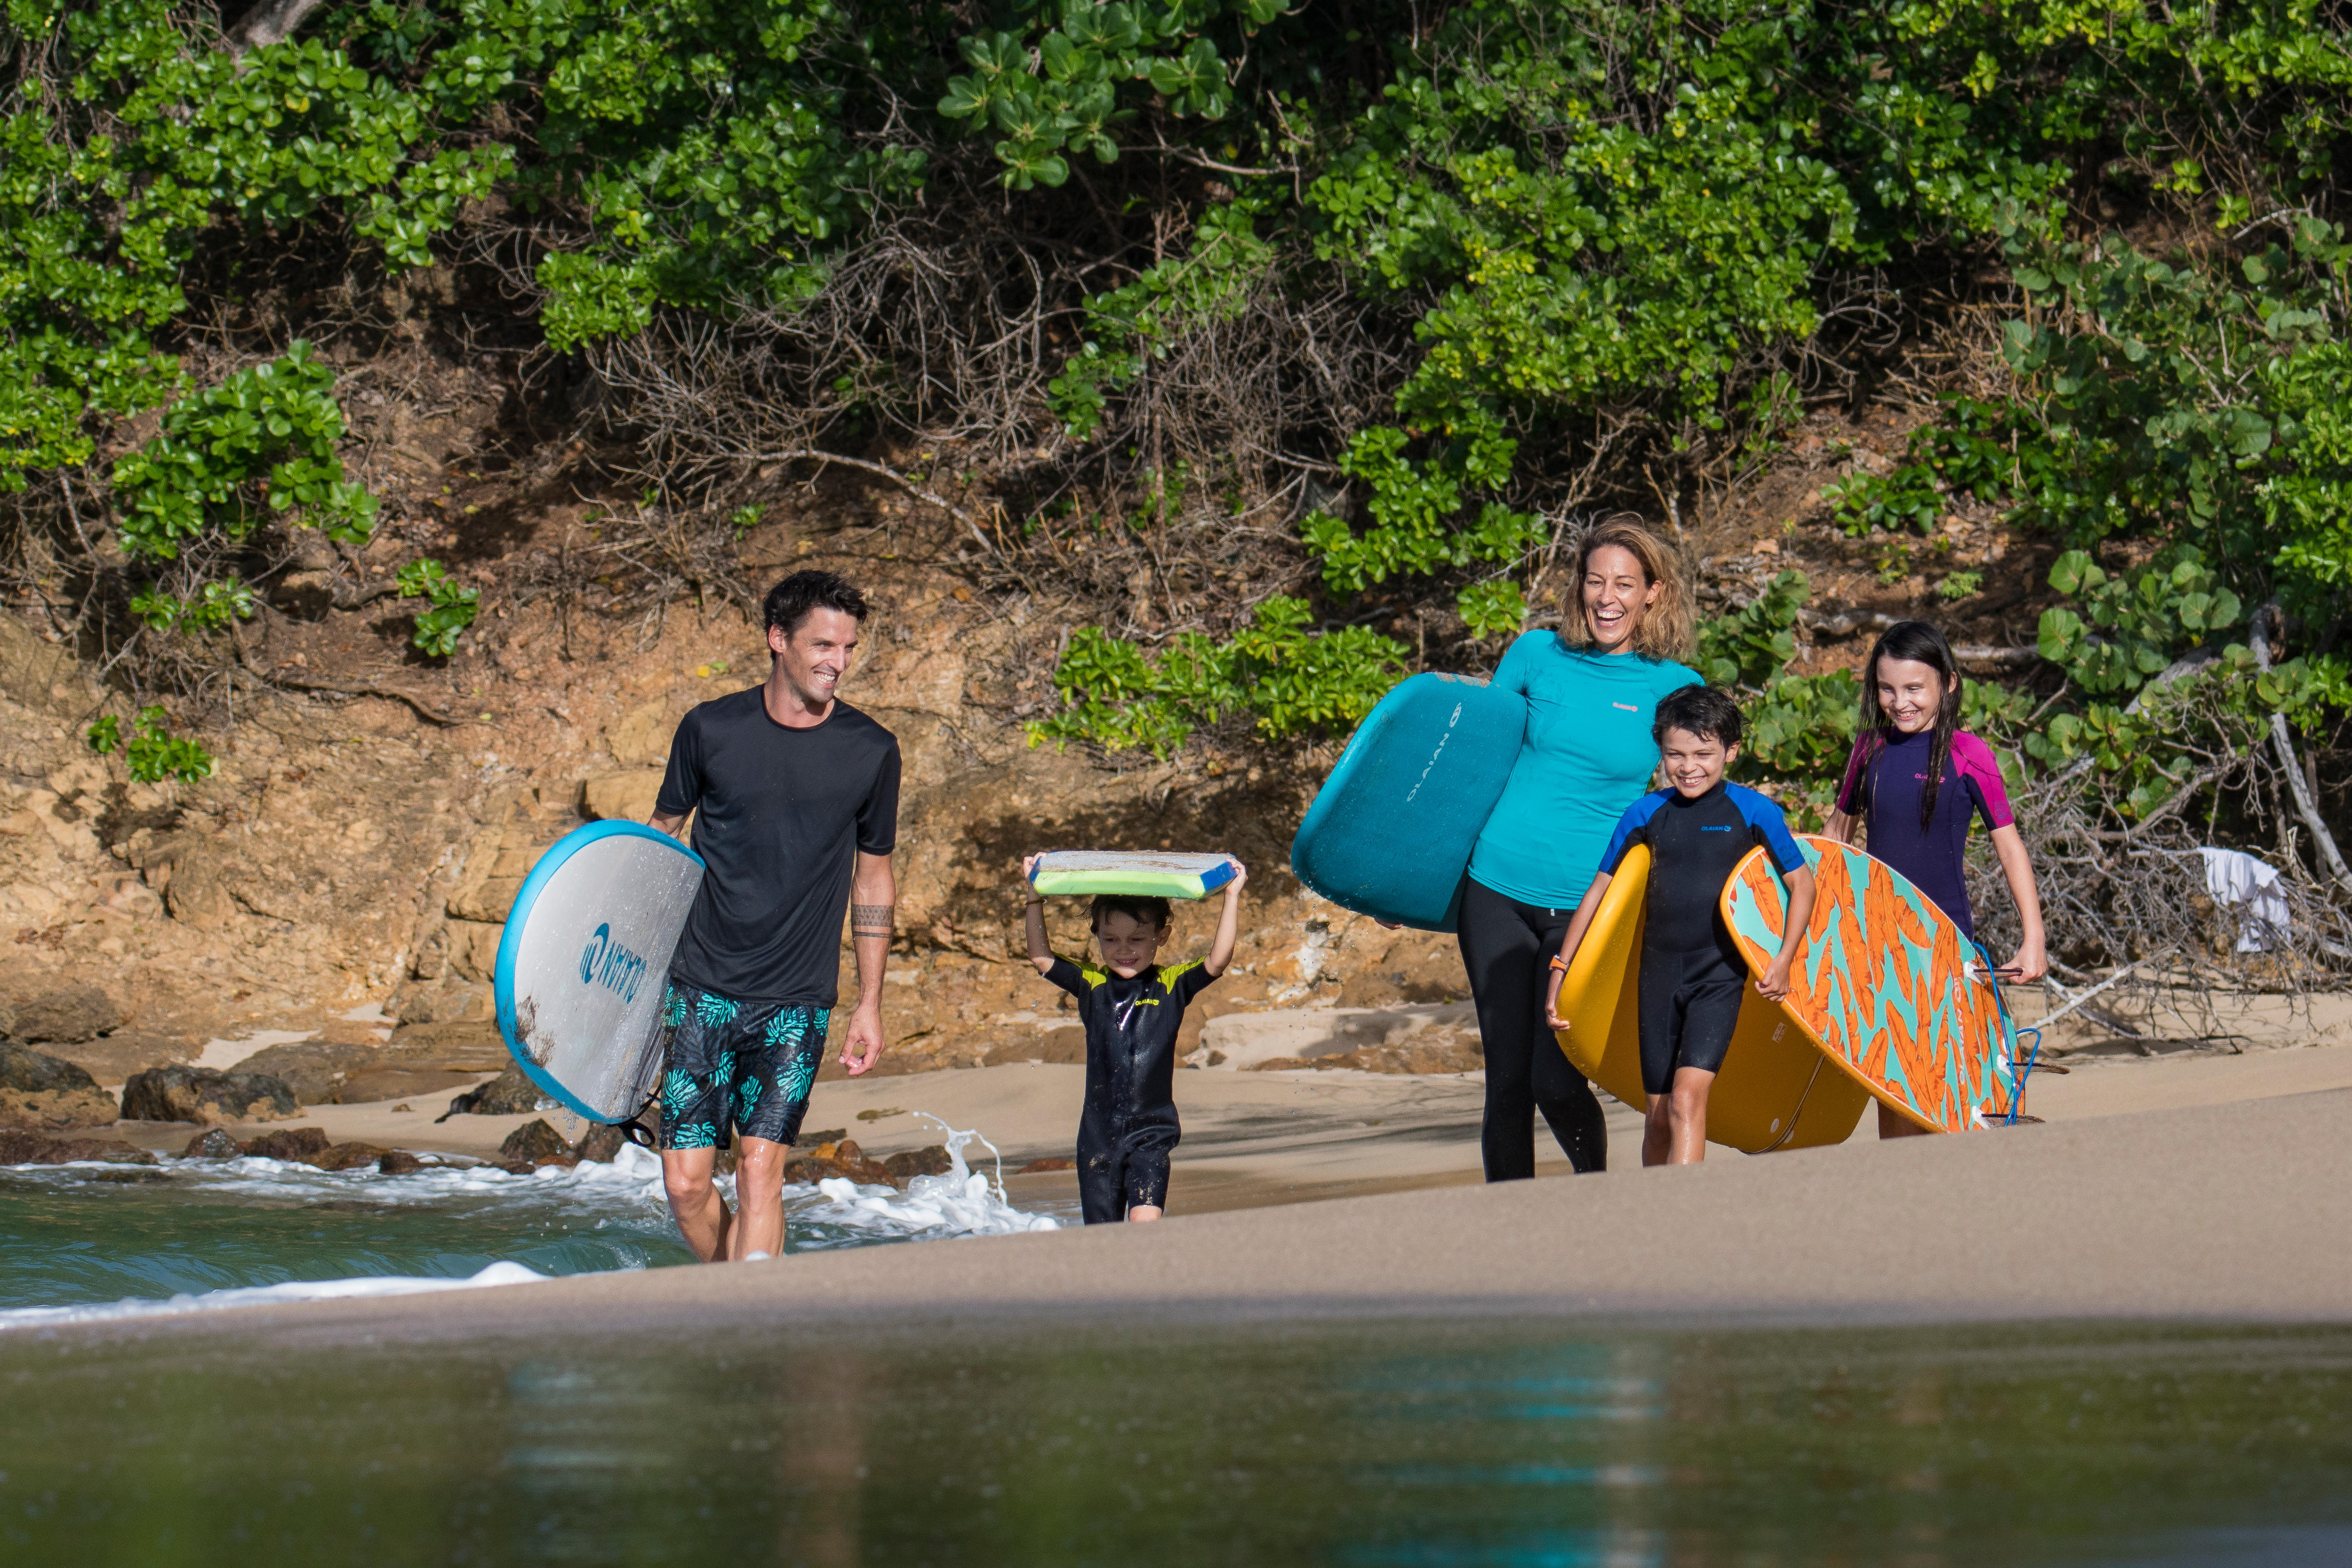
[1021,855,1246,1223]
[1542,686,1815,1166]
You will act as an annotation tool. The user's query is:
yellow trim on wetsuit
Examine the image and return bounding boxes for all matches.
[1156,960,1204,990]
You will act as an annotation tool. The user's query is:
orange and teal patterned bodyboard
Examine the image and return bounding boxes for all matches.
[1722,835,2018,1133]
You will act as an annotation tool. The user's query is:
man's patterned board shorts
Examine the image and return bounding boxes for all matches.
[655,983,828,1153]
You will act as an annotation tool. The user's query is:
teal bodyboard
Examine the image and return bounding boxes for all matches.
[1289,673,1527,932]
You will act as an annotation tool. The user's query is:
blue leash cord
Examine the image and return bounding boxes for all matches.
[2008,1028,2043,1125]
[1972,940,2041,1124]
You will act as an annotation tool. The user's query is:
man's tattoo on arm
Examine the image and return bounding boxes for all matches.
[851,902,895,936]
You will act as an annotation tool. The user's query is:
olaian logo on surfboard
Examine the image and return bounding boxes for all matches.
[1401,702,1464,806]
[578,922,650,1005]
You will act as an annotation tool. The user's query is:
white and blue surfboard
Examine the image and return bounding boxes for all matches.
[493,821,705,1124]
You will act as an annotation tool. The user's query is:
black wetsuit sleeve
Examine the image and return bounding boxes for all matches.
[1163,961,1216,1007]
[1043,956,1092,1000]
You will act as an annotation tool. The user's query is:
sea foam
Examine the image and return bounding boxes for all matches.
[0,1113,1058,1328]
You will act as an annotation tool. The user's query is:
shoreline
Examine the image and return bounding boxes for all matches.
[21,1078,2352,1349]
[84,1030,2352,1216]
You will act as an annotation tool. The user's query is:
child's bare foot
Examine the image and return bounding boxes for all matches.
[1127,1205,1163,1223]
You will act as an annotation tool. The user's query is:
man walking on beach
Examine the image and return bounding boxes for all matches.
[646,569,900,1263]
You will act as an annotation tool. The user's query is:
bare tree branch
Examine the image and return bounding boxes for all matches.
[2251,601,2352,897]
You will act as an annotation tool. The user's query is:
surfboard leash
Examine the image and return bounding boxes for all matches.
[1971,939,2040,1125]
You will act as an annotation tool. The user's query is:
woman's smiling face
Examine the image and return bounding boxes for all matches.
[1582,544,1662,654]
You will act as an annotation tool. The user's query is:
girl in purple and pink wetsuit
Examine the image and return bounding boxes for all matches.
[1823,620,2050,1138]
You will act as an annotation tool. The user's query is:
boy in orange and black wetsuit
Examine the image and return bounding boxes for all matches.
[1020,855,1246,1224]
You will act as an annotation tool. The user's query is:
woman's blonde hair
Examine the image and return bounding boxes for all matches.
[1556,517,1694,663]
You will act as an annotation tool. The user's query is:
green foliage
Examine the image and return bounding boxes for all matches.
[1694,571,1807,689]
[1455,580,1527,641]
[1740,669,1861,789]
[937,2,1287,188]
[85,705,214,783]
[1047,199,1277,439]
[110,345,376,562]
[0,0,2345,830]
[2035,547,2243,697]
[397,558,480,658]
[1686,571,1858,789]
[1029,598,1406,758]
[1997,214,2352,606]
[1822,399,2041,536]
[1297,416,1544,593]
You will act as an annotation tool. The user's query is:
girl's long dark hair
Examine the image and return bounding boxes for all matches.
[1859,621,1964,830]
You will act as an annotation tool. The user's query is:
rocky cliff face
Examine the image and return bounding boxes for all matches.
[0,550,1473,1087]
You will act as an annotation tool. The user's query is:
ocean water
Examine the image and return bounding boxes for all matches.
[0,1127,1065,1325]
[1,1317,2346,1564]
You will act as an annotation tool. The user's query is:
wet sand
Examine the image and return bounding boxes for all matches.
[105,1036,2352,1219]
[54,1052,2352,1343]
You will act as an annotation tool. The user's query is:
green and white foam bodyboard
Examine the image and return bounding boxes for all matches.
[1029,851,1239,900]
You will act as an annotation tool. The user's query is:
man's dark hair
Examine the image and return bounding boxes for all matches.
[765,570,869,639]
[1090,893,1173,934]
[1653,684,1744,748]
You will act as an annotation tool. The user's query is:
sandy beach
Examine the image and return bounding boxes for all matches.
[103,1023,2352,1212]
[47,1033,2352,1349]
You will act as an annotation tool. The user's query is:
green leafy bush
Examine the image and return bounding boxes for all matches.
[2035,547,2243,698]
[110,345,376,564]
[85,706,214,783]
[397,559,481,658]
[1029,598,1405,758]
[1455,580,1527,641]
[1695,571,1807,690]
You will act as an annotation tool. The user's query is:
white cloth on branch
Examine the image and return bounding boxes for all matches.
[2198,847,2290,952]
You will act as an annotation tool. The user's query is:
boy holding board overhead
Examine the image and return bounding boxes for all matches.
[1021,852,1247,1223]
[1544,687,1815,1165]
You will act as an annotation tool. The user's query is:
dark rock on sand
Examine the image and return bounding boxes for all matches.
[120,1064,299,1124]
[499,1119,577,1166]
[435,1065,554,1121]
[37,1030,200,1086]
[241,1126,331,1162]
[784,1137,896,1186]
[1016,1156,1075,1173]
[796,1128,848,1146]
[238,1034,502,1106]
[376,1150,424,1175]
[0,1042,118,1130]
[572,1123,628,1163]
[310,1142,386,1172]
[181,1128,243,1158]
[884,1145,954,1180]
[0,984,125,1044]
[0,1129,155,1166]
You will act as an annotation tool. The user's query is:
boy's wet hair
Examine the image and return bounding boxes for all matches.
[1090,893,1172,934]
[1653,684,1744,748]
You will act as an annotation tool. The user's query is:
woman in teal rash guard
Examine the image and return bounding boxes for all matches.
[1461,519,1701,1180]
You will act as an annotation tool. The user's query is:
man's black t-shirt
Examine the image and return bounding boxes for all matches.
[655,687,900,1007]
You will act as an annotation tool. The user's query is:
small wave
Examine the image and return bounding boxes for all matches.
[0,1112,1059,1326]
[0,1260,551,1329]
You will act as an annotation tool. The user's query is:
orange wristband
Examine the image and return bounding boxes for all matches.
[1547,954,1569,973]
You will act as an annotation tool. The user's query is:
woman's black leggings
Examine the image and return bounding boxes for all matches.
[1456,876,1608,1180]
